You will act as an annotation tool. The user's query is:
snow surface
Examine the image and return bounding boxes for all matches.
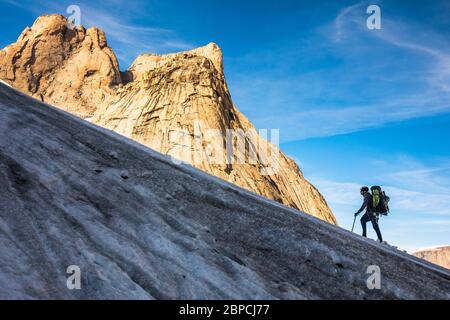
[0,82,449,299]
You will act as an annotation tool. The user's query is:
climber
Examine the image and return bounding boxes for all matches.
[354,186,383,243]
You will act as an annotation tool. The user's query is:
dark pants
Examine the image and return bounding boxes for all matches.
[361,212,383,242]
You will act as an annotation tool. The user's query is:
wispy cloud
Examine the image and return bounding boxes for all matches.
[333,1,367,43]
[416,220,450,226]
[316,2,450,137]
[381,168,450,195]
[331,2,450,102]
[230,1,450,142]
[385,186,450,216]
[308,179,362,206]
[252,91,450,141]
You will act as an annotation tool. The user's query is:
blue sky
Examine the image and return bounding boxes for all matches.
[1,0,449,252]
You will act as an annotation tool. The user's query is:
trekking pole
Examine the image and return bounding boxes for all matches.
[351,216,357,232]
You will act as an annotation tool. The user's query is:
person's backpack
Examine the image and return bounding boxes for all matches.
[371,186,390,215]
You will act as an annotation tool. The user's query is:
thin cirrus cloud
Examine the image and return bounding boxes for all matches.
[380,168,450,195]
[334,1,450,94]
[234,1,450,142]
[332,1,366,43]
[3,0,194,68]
[254,93,450,141]
[326,1,450,122]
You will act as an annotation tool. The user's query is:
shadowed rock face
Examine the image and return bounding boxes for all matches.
[0,14,336,224]
[413,246,450,270]
[0,82,449,300]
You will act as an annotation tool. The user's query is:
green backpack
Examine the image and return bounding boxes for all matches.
[371,186,390,215]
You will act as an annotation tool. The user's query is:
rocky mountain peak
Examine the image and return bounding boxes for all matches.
[0,14,121,118]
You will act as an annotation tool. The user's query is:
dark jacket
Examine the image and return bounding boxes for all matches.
[356,192,373,215]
